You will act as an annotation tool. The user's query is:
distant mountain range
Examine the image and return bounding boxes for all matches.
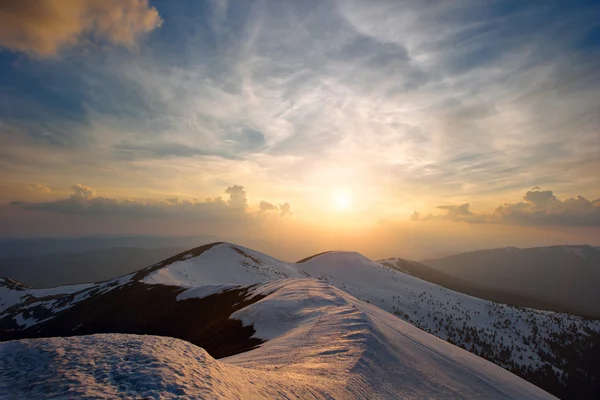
[421,245,600,319]
[0,235,214,257]
[1,242,598,398]
[0,247,185,288]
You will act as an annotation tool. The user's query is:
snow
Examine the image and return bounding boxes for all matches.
[0,279,555,399]
[0,275,132,328]
[0,242,596,398]
[13,313,38,329]
[565,246,586,259]
[0,280,93,314]
[31,282,94,297]
[142,244,600,374]
[143,243,306,287]
[229,279,555,399]
[176,284,239,301]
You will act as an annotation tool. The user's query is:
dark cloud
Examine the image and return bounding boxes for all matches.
[411,188,600,226]
[521,190,556,209]
[10,184,291,221]
[437,204,473,219]
[411,203,485,223]
[493,190,600,226]
[0,0,162,57]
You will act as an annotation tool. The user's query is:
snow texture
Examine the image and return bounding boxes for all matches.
[176,284,240,301]
[0,279,93,314]
[144,243,306,287]
[142,244,600,375]
[0,279,555,399]
[1,242,595,398]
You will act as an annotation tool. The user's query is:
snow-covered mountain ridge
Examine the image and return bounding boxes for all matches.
[1,279,554,399]
[1,242,598,399]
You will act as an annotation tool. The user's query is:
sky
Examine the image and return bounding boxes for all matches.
[0,0,599,260]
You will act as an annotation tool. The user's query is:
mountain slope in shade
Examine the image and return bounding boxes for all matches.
[1,243,598,398]
[421,245,600,319]
[0,279,554,399]
[379,258,588,316]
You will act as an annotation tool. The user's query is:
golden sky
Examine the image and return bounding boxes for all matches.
[1,0,599,259]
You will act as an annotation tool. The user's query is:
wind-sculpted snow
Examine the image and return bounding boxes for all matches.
[142,244,600,398]
[176,284,240,301]
[0,242,597,398]
[0,280,555,399]
[0,334,338,399]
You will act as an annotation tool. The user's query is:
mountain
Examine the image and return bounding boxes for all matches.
[421,245,600,318]
[0,247,185,288]
[380,258,585,315]
[0,242,598,398]
[0,279,553,399]
[0,235,215,258]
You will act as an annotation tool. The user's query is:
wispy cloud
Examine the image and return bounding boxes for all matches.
[0,0,598,225]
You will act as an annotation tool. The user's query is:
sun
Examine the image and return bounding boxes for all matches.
[333,190,352,211]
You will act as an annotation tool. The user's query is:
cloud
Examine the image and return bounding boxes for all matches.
[410,204,484,223]
[412,188,600,226]
[493,189,600,226]
[1,0,599,225]
[279,202,292,217]
[257,200,292,217]
[113,141,240,161]
[0,0,162,57]
[28,183,51,194]
[437,204,473,219]
[259,201,277,212]
[409,211,421,222]
[10,183,291,221]
[70,183,95,200]
[224,185,248,210]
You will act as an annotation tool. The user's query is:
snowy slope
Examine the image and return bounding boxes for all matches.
[143,243,307,286]
[302,253,600,372]
[140,244,600,398]
[0,274,131,330]
[139,244,600,377]
[0,279,555,399]
[0,277,93,315]
[0,242,598,398]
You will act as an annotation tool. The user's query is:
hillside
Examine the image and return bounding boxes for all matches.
[1,242,598,398]
[0,279,553,399]
[380,258,586,316]
[421,245,600,318]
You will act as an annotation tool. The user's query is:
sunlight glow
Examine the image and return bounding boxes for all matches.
[333,190,352,211]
